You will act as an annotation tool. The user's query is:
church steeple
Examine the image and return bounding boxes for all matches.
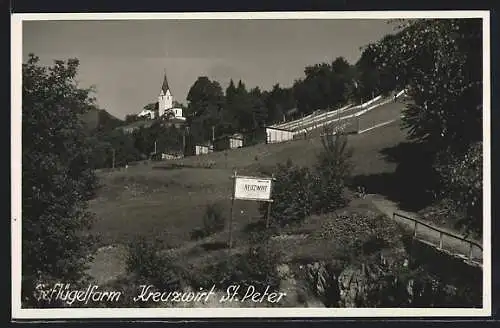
[158,69,173,117]
[161,70,170,94]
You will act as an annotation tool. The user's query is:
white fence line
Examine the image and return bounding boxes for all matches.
[291,92,406,136]
[273,94,383,131]
[277,104,354,131]
[268,90,408,141]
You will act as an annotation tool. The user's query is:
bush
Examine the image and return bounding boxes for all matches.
[202,203,226,236]
[313,129,352,213]
[191,203,226,240]
[198,243,281,292]
[126,236,184,291]
[260,159,315,227]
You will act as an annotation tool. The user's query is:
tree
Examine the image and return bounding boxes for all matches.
[249,86,268,129]
[293,57,355,115]
[228,80,254,132]
[186,76,225,142]
[22,54,99,306]
[143,102,159,116]
[368,19,483,234]
[313,127,353,213]
[125,113,140,124]
[434,142,483,236]
[264,83,296,124]
[370,19,482,153]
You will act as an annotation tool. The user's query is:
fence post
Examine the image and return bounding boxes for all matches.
[439,232,443,250]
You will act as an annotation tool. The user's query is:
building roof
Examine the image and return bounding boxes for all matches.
[161,71,170,94]
[214,133,244,141]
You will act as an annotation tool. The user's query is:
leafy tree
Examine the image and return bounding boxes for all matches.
[143,102,159,118]
[370,19,482,152]
[293,57,355,115]
[249,86,268,129]
[186,76,225,143]
[263,83,296,124]
[125,114,140,124]
[99,130,142,167]
[367,19,483,233]
[434,142,483,236]
[22,54,99,306]
[228,80,254,132]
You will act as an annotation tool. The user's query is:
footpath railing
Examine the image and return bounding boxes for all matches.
[393,212,483,264]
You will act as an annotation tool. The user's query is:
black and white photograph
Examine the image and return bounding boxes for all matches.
[11,11,491,319]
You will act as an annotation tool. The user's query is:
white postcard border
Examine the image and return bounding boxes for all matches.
[11,10,492,319]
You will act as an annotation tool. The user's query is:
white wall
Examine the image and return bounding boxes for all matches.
[229,138,243,149]
[195,145,209,155]
[172,107,183,118]
[158,89,173,117]
[266,127,294,144]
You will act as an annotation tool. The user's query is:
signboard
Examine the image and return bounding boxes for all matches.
[233,176,273,201]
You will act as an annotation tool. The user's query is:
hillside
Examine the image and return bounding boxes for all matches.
[87,98,482,308]
[81,108,124,132]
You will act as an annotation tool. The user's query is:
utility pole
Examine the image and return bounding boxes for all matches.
[182,132,186,156]
[154,140,157,154]
[212,125,215,143]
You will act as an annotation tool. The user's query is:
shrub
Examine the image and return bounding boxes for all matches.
[199,243,281,292]
[202,203,226,236]
[260,159,315,227]
[313,128,353,213]
[191,203,226,240]
[190,227,207,241]
[126,236,184,291]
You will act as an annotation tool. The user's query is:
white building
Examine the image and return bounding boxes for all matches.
[158,72,185,120]
[137,108,156,119]
[135,71,186,121]
[265,126,294,144]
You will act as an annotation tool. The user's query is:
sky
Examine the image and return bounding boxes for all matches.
[22,19,397,119]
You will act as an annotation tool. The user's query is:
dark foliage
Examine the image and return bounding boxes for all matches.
[22,54,99,307]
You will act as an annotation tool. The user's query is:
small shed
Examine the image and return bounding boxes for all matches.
[265,126,294,144]
[213,133,244,151]
[195,144,211,155]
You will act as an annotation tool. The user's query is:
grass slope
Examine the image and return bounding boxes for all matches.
[89,117,407,248]
[87,100,411,290]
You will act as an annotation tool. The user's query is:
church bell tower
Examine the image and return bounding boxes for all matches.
[158,70,173,118]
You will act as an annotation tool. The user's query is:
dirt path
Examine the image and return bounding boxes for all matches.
[367,194,483,264]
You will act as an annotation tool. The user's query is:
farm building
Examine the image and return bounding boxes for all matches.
[213,133,244,151]
[265,126,294,144]
[184,142,214,156]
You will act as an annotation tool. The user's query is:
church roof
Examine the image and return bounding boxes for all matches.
[161,72,170,94]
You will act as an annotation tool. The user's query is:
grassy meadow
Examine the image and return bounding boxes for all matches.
[86,100,412,300]
[89,118,406,249]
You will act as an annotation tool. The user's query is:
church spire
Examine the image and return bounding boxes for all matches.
[161,69,170,94]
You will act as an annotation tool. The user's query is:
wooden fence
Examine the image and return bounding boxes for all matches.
[393,212,483,264]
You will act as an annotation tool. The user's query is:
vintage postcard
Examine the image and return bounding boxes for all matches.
[11,11,491,319]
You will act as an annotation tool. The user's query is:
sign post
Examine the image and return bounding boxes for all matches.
[228,171,237,251]
[228,173,275,252]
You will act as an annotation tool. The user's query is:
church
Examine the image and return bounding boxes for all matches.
[137,72,186,121]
